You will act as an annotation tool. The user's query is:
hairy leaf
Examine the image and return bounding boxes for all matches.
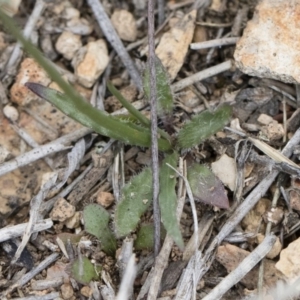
[187,163,229,209]
[115,168,152,237]
[177,104,232,149]
[83,204,117,256]
[159,152,184,248]
[71,257,98,284]
[143,56,174,116]
[134,224,155,250]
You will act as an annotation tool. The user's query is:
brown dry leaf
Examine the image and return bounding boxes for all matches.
[156,9,196,81]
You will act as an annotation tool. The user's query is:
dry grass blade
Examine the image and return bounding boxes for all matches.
[248,136,300,168]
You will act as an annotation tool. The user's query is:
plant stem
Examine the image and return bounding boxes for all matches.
[148,0,161,256]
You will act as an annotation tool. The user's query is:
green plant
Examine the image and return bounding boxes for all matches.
[70,256,98,284]
[83,204,117,256]
[0,10,232,253]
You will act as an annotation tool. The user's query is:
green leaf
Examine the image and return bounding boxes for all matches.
[134,223,166,250]
[108,81,172,143]
[159,152,184,249]
[134,223,155,250]
[107,81,150,127]
[177,104,232,149]
[187,163,229,209]
[115,168,152,237]
[26,83,171,151]
[71,257,98,284]
[143,56,174,116]
[83,204,117,256]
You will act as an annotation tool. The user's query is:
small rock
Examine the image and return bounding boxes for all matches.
[61,282,74,299]
[156,10,196,80]
[80,286,92,297]
[3,105,19,122]
[242,198,271,233]
[97,191,114,208]
[65,211,81,229]
[66,17,93,36]
[276,237,300,281]
[50,198,76,222]
[10,58,51,105]
[179,89,200,109]
[234,0,300,84]
[257,113,274,125]
[55,31,82,60]
[260,121,284,141]
[111,10,137,42]
[289,190,300,211]
[216,243,283,289]
[210,0,226,13]
[63,7,80,20]
[72,39,109,88]
[211,154,237,191]
[256,234,282,259]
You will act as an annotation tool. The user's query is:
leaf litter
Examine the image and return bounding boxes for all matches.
[1,1,300,300]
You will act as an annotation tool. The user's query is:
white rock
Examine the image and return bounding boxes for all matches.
[3,105,19,122]
[211,154,236,191]
[260,121,284,141]
[156,10,196,80]
[55,31,82,60]
[72,39,109,88]
[63,7,80,20]
[111,10,137,42]
[234,0,300,84]
[276,237,300,281]
[257,113,273,125]
[65,211,81,229]
[66,18,93,36]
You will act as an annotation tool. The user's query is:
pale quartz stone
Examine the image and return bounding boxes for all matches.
[55,31,82,60]
[234,0,300,84]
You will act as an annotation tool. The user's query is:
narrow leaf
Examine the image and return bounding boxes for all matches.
[187,163,229,209]
[107,81,150,127]
[159,152,184,249]
[177,104,232,149]
[143,56,174,116]
[115,168,152,237]
[108,81,172,142]
[83,204,117,256]
[26,83,171,152]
